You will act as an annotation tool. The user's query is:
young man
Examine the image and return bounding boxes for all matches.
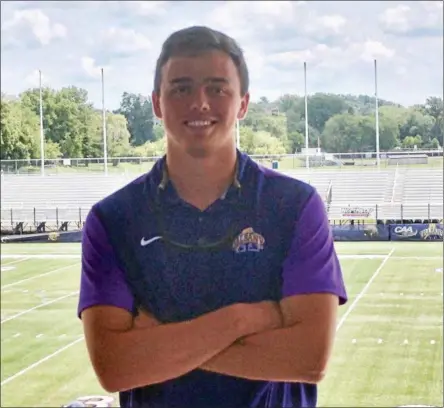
[78,26,347,408]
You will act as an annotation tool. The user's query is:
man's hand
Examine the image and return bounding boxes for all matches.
[235,301,283,344]
[201,293,339,383]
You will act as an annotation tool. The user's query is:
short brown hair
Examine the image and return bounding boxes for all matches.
[153,26,249,96]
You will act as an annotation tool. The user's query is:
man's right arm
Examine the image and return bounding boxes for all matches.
[79,209,282,393]
[82,302,280,393]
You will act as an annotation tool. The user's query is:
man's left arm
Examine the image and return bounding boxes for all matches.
[200,189,348,383]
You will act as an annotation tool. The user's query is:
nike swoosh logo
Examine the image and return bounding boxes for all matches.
[140,236,162,247]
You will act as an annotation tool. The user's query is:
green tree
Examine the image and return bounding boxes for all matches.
[239,127,286,155]
[0,99,40,160]
[43,140,63,159]
[322,113,397,152]
[430,138,440,149]
[424,96,444,145]
[402,135,422,148]
[20,86,96,158]
[106,113,132,157]
[132,138,166,157]
[153,122,165,141]
[305,93,348,133]
[287,131,305,153]
[277,94,301,113]
[115,92,154,146]
[83,111,103,158]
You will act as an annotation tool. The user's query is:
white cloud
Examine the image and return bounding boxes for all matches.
[206,1,298,39]
[81,57,108,79]
[420,1,444,12]
[269,40,394,68]
[24,69,49,88]
[0,1,442,108]
[379,4,411,31]
[2,9,66,46]
[356,40,395,62]
[269,49,315,66]
[395,66,408,77]
[126,1,167,16]
[100,27,152,53]
[316,14,347,33]
[251,1,294,17]
[379,3,442,35]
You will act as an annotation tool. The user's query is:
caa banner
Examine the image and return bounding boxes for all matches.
[331,224,390,241]
[390,223,444,241]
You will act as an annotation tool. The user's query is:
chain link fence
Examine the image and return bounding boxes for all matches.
[1,149,443,175]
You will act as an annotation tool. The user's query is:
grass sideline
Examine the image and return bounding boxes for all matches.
[1,241,443,407]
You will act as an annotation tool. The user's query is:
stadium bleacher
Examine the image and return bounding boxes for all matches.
[1,166,443,233]
[287,168,443,220]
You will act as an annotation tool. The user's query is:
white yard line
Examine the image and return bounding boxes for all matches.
[1,263,80,289]
[1,254,79,260]
[0,247,433,387]
[1,291,79,324]
[338,255,441,260]
[1,258,30,266]
[336,248,395,332]
[1,336,84,387]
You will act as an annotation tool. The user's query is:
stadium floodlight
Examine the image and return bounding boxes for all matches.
[374,59,380,169]
[304,61,309,170]
[39,70,45,176]
[101,68,108,176]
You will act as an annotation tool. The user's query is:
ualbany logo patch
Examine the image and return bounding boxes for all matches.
[232,227,265,253]
[48,232,60,242]
[419,223,443,240]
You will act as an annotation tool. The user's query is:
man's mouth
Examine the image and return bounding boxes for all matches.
[184,120,217,128]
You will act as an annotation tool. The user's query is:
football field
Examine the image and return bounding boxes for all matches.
[1,241,443,407]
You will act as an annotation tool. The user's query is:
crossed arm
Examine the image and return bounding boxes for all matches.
[81,292,339,393]
[200,293,338,383]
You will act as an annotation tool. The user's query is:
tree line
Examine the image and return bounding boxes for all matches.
[1,86,442,161]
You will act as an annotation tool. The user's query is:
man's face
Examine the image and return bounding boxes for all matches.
[152,50,249,158]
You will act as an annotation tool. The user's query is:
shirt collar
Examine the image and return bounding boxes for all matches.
[149,149,248,204]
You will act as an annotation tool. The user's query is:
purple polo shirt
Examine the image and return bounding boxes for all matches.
[78,152,347,408]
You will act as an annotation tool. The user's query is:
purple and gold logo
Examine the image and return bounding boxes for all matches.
[232,227,265,253]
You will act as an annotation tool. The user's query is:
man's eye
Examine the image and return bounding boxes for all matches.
[208,86,225,95]
[172,86,190,95]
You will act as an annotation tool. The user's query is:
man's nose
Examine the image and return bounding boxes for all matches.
[189,87,210,111]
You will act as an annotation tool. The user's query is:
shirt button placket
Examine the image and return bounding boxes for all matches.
[197,214,204,245]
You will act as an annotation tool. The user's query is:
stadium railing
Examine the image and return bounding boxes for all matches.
[1,203,443,235]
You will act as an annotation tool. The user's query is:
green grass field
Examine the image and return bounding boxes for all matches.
[1,242,443,407]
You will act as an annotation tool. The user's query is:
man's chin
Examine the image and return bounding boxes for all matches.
[186,146,210,159]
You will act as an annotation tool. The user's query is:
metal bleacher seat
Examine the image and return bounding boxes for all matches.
[1,173,132,225]
[284,167,442,220]
[285,169,395,205]
[1,166,443,225]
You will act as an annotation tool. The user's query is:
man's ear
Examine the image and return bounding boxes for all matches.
[237,92,250,120]
[152,91,162,119]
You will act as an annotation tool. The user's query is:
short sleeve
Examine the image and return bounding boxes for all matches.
[77,208,135,318]
[282,189,347,305]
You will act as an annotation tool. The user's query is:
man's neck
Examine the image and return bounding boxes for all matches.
[165,144,238,210]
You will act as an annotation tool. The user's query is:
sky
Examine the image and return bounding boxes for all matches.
[1,1,443,110]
